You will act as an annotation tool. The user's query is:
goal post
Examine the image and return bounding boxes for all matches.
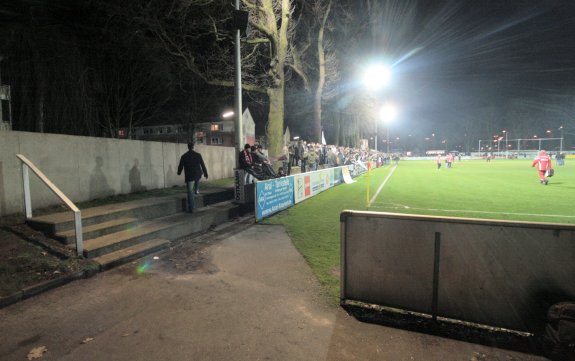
[478,137,562,158]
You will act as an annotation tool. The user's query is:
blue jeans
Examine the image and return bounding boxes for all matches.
[186,180,199,212]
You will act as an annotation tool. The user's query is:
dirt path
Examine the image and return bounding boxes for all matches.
[0,225,547,361]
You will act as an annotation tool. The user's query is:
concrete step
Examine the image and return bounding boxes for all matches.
[54,217,139,244]
[83,201,239,258]
[28,196,184,235]
[27,188,234,235]
[92,238,171,271]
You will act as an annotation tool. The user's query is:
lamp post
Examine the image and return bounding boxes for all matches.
[375,121,378,152]
[502,130,508,158]
[363,63,392,151]
[559,126,564,153]
[380,103,398,154]
[233,0,244,167]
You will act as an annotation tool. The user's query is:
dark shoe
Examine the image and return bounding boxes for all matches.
[545,180,549,185]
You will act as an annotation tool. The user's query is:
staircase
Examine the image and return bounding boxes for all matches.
[27,187,240,270]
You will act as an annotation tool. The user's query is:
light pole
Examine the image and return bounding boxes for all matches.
[380,103,398,154]
[559,126,564,153]
[233,2,245,166]
[363,63,392,151]
[375,121,378,152]
[502,130,508,158]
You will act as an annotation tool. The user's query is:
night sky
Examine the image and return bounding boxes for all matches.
[2,0,575,148]
[348,0,575,142]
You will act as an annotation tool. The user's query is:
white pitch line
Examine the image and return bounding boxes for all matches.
[369,165,398,206]
[369,203,575,219]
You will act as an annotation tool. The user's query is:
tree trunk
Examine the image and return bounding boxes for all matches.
[266,84,285,160]
[313,0,331,144]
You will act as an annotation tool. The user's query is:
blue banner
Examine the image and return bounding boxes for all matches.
[255,177,295,221]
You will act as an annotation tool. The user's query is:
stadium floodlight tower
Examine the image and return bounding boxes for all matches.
[363,63,392,151]
[380,103,398,155]
[502,130,508,158]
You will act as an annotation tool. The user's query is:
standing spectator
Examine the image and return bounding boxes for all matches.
[287,142,295,174]
[436,154,442,170]
[307,145,319,171]
[292,139,300,166]
[557,152,565,166]
[297,140,306,171]
[319,145,327,166]
[177,142,208,213]
[532,150,553,185]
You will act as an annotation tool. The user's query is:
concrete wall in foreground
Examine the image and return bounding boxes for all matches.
[0,131,235,216]
[340,211,575,333]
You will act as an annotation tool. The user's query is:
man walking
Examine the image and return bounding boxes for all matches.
[177,142,208,212]
[532,150,552,185]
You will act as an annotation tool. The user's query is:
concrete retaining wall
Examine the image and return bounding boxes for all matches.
[340,211,575,333]
[0,131,235,216]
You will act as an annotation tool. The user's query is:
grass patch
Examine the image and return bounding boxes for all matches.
[265,160,575,304]
[0,227,90,297]
[264,167,393,303]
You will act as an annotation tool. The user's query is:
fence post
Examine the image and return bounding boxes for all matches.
[22,163,32,218]
[74,211,83,256]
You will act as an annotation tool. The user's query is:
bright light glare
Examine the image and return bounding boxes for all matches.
[363,64,392,90]
[222,111,234,118]
[380,103,398,123]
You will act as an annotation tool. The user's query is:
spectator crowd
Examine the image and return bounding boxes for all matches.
[239,139,401,182]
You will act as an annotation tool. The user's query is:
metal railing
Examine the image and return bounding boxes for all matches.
[17,154,83,256]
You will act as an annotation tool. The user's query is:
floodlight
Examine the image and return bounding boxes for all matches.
[363,64,392,91]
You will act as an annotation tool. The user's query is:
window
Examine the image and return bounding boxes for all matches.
[211,137,222,145]
[118,129,126,137]
[211,123,221,131]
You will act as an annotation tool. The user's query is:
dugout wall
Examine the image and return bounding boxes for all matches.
[340,211,575,333]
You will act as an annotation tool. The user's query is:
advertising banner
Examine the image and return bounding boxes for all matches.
[333,167,342,186]
[294,173,312,204]
[310,172,321,194]
[342,166,354,184]
[321,168,332,191]
[255,177,295,221]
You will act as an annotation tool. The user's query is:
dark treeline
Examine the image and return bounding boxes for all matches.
[1,0,574,152]
[0,0,228,138]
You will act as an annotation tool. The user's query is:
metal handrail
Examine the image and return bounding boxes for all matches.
[16,154,83,256]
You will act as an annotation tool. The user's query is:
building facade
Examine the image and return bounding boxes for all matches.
[121,108,256,146]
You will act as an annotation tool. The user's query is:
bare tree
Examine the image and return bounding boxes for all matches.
[124,0,304,158]
[291,0,340,143]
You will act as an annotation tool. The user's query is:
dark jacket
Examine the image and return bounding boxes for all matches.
[177,150,208,182]
[239,149,254,169]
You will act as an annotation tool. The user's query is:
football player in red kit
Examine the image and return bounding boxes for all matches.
[532,150,553,185]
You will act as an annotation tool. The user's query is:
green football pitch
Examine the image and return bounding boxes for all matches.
[366,159,575,224]
[266,159,574,302]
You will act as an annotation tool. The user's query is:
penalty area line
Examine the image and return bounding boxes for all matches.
[369,165,398,207]
[368,204,575,219]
